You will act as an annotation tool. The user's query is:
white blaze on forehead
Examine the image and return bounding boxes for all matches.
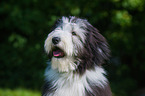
[62,23,72,32]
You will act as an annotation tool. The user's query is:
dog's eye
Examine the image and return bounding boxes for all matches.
[72,31,76,35]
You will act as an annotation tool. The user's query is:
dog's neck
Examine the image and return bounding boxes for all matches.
[51,57,78,72]
[44,65,109,96]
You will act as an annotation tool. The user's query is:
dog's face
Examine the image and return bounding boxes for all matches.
[44,16,110,73]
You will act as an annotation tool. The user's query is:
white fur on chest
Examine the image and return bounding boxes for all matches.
[45,66,107,96]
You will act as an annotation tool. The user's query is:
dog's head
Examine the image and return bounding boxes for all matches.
[44,16,110,73]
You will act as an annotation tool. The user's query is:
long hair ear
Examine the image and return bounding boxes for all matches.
[86,24,110,66]
[78,23,110,71]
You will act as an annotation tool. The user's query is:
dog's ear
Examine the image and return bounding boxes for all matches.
[85,24,110,66]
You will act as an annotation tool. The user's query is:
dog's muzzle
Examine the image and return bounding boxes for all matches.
[51,37,65,58]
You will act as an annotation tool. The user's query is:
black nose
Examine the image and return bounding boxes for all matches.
[52,37,61,44]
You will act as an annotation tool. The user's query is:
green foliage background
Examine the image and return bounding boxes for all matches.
[0,0,145,96]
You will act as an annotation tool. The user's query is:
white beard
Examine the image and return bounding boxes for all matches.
[51,57,77,72]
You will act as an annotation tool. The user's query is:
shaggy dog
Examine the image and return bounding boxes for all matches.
[42,16,112,96]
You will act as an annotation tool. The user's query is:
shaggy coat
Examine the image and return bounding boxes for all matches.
[42,16,112,96]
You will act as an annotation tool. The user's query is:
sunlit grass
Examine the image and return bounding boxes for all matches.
[0,88,41,96]
[0,88,117,96]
